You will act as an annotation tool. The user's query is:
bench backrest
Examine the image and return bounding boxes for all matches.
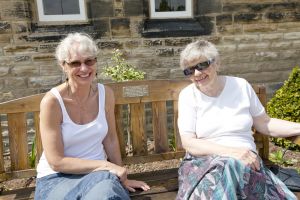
[0,80,268,181]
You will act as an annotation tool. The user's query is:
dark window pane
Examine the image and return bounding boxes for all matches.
[62,0,80,14]
[43,0,63,15]
[155,0,186,12]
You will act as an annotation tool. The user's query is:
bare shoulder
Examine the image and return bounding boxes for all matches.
[40,89,61,115]
[104,85,115,111]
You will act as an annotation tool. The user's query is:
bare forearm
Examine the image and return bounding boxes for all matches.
[48,157,117,174]
[265,118,300,137]
[182,137,235,157]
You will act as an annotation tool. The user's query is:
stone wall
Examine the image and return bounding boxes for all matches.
[1,0,300,101]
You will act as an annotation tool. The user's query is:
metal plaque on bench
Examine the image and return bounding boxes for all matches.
[123,85,149,97]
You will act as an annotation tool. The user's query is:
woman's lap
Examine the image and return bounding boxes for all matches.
[35,171,130,200]
[177,155,297,200]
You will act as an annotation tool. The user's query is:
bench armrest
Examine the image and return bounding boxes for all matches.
[287,136,300,145]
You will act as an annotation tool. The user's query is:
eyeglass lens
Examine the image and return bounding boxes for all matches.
[183,59,214,76]
[66,58,97,68]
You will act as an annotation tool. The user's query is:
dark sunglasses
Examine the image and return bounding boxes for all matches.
[183,58,215,76]
[64,58,97,68]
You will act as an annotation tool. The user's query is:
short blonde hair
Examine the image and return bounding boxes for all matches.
[180,40,219,69]
[55,33,98,63]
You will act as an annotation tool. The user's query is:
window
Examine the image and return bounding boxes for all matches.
[36,0,87,22]
[149,0,192,19]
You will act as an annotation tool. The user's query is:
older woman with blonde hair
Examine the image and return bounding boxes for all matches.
[177,40,300,199]
[34,33,149,200]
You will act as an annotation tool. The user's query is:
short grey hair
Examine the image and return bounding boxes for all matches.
[180,40,219,69]
[55,33,98,63]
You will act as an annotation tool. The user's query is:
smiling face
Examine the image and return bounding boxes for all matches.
[180,40,221,91]
[185,56,219,89]
[62,44,97,87]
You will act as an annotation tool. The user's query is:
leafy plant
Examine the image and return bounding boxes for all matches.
[269,149,297,166]
[102,49,145,82]
[267,66,300,151]
[28,139,36,168]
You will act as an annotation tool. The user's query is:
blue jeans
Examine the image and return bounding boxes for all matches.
[35,171,130,200]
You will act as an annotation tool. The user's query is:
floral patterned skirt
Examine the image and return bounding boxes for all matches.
[176,155,296,200]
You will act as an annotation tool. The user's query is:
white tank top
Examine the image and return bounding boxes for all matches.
[36,83,108,178]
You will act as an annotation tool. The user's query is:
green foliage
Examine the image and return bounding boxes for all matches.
[28,139,36,168]
[267,66,300,151]
[102,49,145,82]
[269,149,297,166]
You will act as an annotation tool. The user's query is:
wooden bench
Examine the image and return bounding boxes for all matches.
[0,79,299,200]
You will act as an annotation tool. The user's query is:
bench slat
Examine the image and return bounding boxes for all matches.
[131,103,147,156]
[0,117,4,173]
[173,100,183,151]
[7,113,29,170]
[115,105,126,158]
[152,101,169,153]
[34,111,42,165]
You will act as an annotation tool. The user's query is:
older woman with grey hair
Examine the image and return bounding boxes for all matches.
[34,33,150,200]
[177,40,300,199]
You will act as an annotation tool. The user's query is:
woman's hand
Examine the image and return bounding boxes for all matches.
[108,165,128,182]
[226,148,260,171]
[122,179,150,192]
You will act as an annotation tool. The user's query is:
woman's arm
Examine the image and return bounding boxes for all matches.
[40,92,125,175]
[181,133,260,171]
[253,113,300,137]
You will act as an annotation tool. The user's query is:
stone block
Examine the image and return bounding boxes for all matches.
[284,32,300,40]
[270,41,292,49]
[237,70,292,84]
[124,0,144,16]
[124,40,141,49]
[165,38,193,46]
[12,21,28,33]
[146,68,170,79]
[0,56,14,67]
[0,34,12,44]
[93,19,110,38]
[28,76,62,88]
[243,23,277,33]
[277,22,300,32]
[4,45,38,55]
[98,41,123,49]
[155,48,174,57]
[90,0,114,18]
[237,42,270,51]
[273,3,297,11]
[130,18,143,38]
[216,14,233,25]
[223,34,260,43]
[40,64,62,76]
[1,1,31,20]
[14,55,31,64]
[39,44,58,53]
[11,65,39,76]
[0,22,11,34]
[234,13,262,23]
[196,0,222,15]
[0,67,10,77]
[260,33,283,41]
[217,24,243,35]
[4,77,27,89]
[32,54,55,63]
[111,18,131,38]
[143,39,163,47]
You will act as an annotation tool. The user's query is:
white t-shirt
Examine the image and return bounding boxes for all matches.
[36,83,108,178]
[178,76,265,152]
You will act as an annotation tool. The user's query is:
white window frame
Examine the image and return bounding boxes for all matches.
[36,0,87,22]
[149,0,192,19]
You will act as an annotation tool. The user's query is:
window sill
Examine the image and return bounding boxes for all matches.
[142,19,213,38]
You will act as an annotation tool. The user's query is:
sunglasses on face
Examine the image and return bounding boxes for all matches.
[183,58,215,76]
[64,58,97,68]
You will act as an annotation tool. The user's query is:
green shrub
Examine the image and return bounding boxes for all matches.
[102,49,145,82]
[267,66,300,151]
